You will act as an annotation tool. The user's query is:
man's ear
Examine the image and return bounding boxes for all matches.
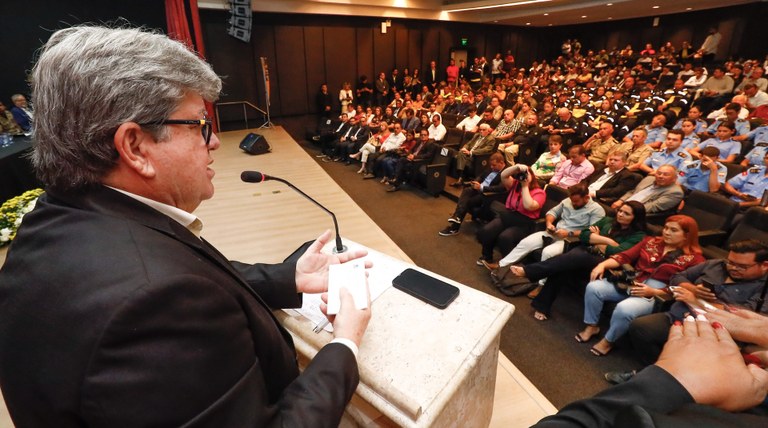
[113,122,157,178]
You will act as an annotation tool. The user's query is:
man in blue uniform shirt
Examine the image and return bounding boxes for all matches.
[640,129,692,175]
[724,153,768,209]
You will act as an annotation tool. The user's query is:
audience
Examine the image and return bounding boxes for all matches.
[577,215,705,356]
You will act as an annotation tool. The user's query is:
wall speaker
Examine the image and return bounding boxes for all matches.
[239,133,271,155]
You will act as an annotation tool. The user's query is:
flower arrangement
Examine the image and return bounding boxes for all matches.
[0,188,43,247]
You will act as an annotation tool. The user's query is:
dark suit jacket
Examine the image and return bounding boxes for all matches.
[585,168,642,204]
[534,365,768,427]
[425,67,440,88]
[0,186,357,427]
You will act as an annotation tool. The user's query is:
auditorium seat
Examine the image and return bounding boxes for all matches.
[414,146,452,197]
[442,128,465,149]
[648,190,739,246]
[702,206,768,259]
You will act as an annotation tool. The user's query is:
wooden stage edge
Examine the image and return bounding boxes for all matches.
[0,126,556,427]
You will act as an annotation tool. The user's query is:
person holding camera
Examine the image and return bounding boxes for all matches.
[482,182,605,279]
[577,215,705,356]
[475,164,546,267]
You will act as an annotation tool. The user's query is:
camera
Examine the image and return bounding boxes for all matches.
[604,264,637,290]
[513,165,529,182]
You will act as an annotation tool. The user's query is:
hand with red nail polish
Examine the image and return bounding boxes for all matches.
[657,314,768,411]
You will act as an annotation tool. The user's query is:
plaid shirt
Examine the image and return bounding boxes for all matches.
[494,118,518,138]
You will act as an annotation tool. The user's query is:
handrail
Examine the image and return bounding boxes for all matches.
[214,101,268,130]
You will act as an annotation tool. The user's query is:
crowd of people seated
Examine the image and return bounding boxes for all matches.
[310,37,768,422]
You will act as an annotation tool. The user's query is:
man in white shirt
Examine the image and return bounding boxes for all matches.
[455,106,481,131]
[427,113,447,142]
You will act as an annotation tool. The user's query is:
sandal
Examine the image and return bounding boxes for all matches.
[533,311,548,321]
[575,327,600,343]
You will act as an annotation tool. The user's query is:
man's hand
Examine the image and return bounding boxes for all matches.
[470,181,481,190]
[701,155,717,171]
[321,286,371,347]
[655,315,768,412]
[671,286,698,305]
[295,230,371,294]
[552,229,569,239]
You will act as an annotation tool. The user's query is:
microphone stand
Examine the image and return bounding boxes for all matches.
[268,176,347,254]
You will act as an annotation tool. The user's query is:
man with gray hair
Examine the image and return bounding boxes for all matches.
[452,123,496,186]
[0,26,371,427]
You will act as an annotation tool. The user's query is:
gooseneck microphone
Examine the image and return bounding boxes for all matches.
[241,171,347,254]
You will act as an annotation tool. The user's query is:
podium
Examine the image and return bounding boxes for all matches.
[277,240,514,427]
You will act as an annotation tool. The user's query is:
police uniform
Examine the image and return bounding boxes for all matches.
[698,137,742,160]
[635,125,668,145]
[673,117,708,134]
[706,118,750,137]
[743,142,768,166]
[681,133,701,151]
[727,166,768,201]
[644,148,693,171]
[677,160,727,192]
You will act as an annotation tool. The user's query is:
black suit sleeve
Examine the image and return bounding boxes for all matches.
[230,260,302,309]
[80,275,358,428]
[595,171,642,202]
[533,366,693,427]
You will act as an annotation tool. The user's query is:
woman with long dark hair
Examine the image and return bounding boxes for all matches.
[507,201,648,320]
[577,215,705,356]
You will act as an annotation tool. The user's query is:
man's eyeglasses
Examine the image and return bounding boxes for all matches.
[139,119,213,146]
[725,260,758,271]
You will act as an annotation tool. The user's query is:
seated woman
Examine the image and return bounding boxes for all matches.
[509,201,647,320]
[692,120,741,163]
[576,215,705,356]
[350,122,389,174]
[476,165,546,266]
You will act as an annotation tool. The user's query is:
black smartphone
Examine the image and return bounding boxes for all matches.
[392,268,460,309]
[701,279,716,293]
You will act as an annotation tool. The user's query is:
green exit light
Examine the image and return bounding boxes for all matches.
[460,38,468,46]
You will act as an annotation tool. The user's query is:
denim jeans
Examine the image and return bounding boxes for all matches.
[584,278,664,343]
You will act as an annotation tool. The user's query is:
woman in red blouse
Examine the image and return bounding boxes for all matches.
[576,215,705,356]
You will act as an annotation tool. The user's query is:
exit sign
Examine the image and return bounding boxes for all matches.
[460,38,468,46]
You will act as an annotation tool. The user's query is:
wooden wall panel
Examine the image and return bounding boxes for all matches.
[323,27,357,95]
[356,28,375,84]
[408,30,423,73]
[439,28,455,71]
[422,26,441,72]
[373,27,396,77]
[304,27,326,113]
[395,28,409,70]
[274,26,308,116]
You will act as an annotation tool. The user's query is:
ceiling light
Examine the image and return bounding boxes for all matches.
[581,15,587,18]
[494,20,499,23]
[446,0,552,13]
[526,22,531,25]
[548,24,553,26]
[543,13,549,16]
[608,17,612,20]
[686,7,692,10]
[652,5,659,9]
[606,3,613,5]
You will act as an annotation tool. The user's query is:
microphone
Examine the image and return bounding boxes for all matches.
[241,171,347,254]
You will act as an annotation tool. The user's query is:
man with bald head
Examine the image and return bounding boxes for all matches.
[612,164,684,215]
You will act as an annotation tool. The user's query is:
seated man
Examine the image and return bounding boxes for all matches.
[9,94,33,133]
[693,66,735,115]
[438,153,507,236]
[482,182,605,273]
[332,116,366,161]
[622,114,668,149]
[585,150,641,205]
[530,135,566,181]
[607,240,768,383]
[639,129,693,175]
[699,102,751,140]
[737,124,768,167]
[385,129,438,192]
[549,144,595,189]
[583,122,619,166]
[494,109,519,163]
[455,105,480,131]
[452,123,496,185]
[677,146,727,193]
[722,155,768,209]
[315,113,350,157]
[623,127,655,172]
[544,107,580,148]
[612,164,684,215]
